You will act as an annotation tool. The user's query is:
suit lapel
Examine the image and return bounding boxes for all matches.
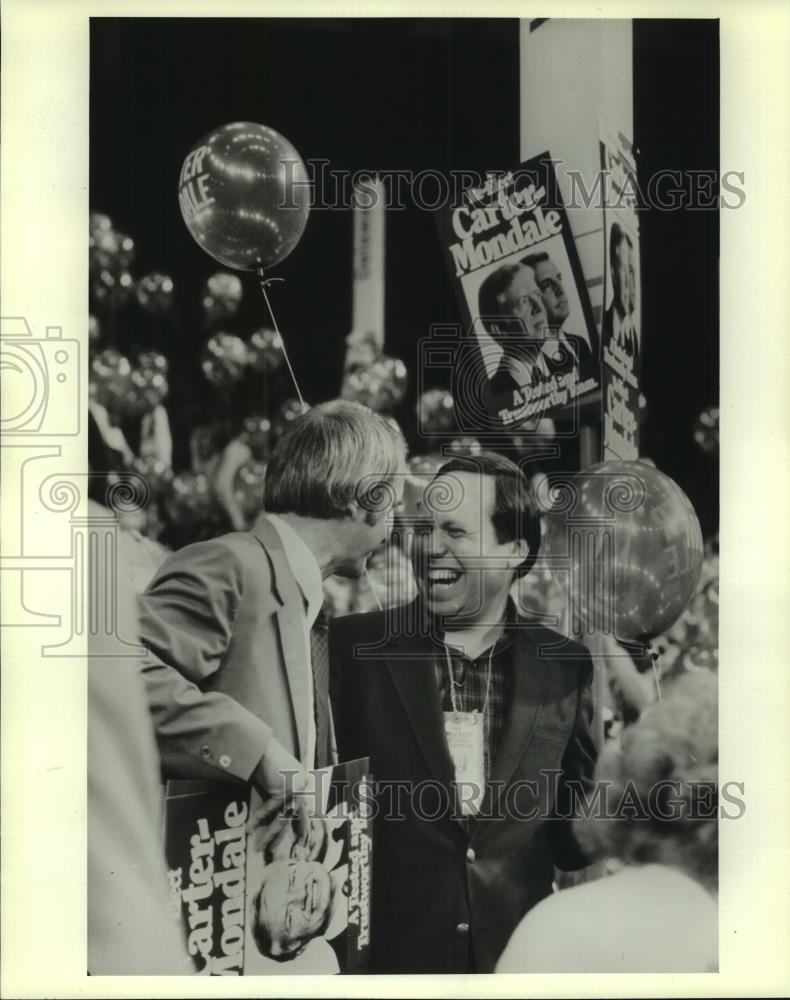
[252,515,311,764]
[486,625,551,799]
[385,603,457,793]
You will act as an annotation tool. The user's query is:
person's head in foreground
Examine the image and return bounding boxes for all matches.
[263,399,407,578]
[251,858,333,961]
[412,452,541,627]
[496,672,719,974]
[580,670,718,891]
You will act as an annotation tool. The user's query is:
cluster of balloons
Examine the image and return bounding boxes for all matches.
[693,406,719,453]
[89,211,174,316]
[90,348,169,418]
[416,388,456,435]
[201,272,243,325]
[341,354,408,413]
[200,327,285,388]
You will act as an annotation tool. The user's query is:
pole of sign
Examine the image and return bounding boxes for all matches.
[345,176,387,370]
[519,20,635,775]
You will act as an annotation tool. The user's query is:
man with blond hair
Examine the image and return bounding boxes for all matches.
[139,400,407,810]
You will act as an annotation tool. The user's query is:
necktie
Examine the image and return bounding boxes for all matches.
[310,606,331,769]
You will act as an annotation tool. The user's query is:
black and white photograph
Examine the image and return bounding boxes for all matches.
[1,4,789,997]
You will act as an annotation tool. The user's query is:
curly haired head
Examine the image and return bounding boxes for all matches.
[578,672,718,890]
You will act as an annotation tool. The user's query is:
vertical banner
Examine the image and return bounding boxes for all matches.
[600,123,641,461]
[345,177,386,368]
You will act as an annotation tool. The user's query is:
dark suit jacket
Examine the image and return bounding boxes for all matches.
[329,600,596,973]
[138,514,333,783]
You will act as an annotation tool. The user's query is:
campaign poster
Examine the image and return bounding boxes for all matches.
[600,123,642,461]
[162,758,372,975]
[437,154,599,432]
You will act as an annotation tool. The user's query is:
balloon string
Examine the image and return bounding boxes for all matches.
[648,642,663,702]
[256,264,305,407]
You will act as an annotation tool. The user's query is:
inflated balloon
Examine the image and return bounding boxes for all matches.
[164,470,215,524]
[277,398,310,427]
[90,211,113,236]
[201,332,248,388]
[88,314,100,345]
[125,357,169,414]
[114,231,136,271]
[178,121,311,271]
[374,355,408,410]
[416,388,455,434]
[131,455,173,496]
[92,268,134,309]
[693,406,719,453]
[233,460,267,523]
[239,414,273,459]
[447,436,482,457]
[681,642,718,674]
[90,349,133,412]
[246,327,284,374]
[201,272,243,325]
[136,272,175,314]
[341,366,382,409]
[543,460,704,641]
[89,226,122,274]
[138,350,169,376]
[407,454,444,477]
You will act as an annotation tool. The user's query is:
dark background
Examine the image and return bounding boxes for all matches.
[90,17,719,536]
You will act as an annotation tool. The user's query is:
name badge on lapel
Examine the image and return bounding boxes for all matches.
[443,710,485,816]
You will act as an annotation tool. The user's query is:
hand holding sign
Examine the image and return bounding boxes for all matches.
[179,121,310,272]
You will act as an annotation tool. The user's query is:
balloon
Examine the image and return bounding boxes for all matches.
[246,327,284,374]
[233,460,267,523]
[693,406,719,453]
[114,231,135,271]
[371,355,408,411]
[92,268,134,309]
[681,643,719,674]
[178,121,311,271]
[407,454,444,477]
[138,350,169,376]
[447,436,482,457]
[416,388,455,434]
[543,461,704,641]
[341,354,408,412]
[136,272,175,314]
[90,211,113,235]
[341,366,382,409]
[201,272,243,325]
[89,314,100,345]
[239,414,273,459]
[90,349,133,412]
[164,470,215,523]
[201,332,248,387]
[131,455,173,496]
[276,398,310,431]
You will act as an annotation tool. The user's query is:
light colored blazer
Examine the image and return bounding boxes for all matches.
[138,515,326,782]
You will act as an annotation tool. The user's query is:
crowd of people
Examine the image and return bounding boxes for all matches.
[88,397,720,976]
